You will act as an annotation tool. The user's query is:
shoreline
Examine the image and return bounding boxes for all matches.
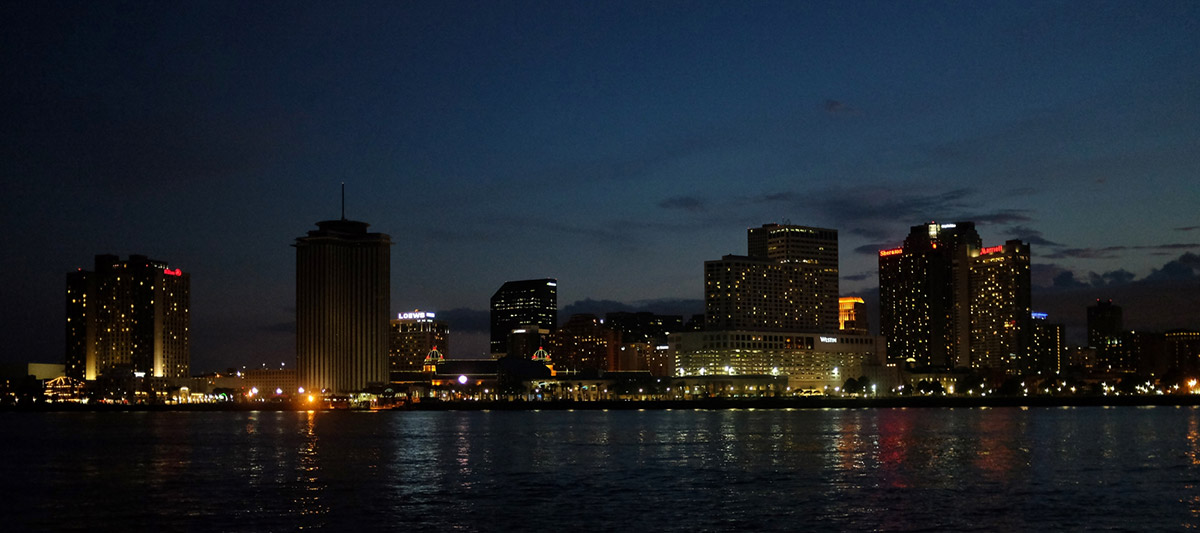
[5,395,1200,412]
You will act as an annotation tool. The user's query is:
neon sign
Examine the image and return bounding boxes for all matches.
[163,268,182,276]
[819,336,838,343]
[981,245,1003,255]
[398,311,435,320]
[879,248,903,257]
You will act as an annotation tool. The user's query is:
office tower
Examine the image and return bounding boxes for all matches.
[839,297,868,334]
[295,217,392,393]
[879,222,981,368]
[673,222,887,391]
[490,278,557,357]
[746,223,840,330]
[1164,330,1200,373]
[550,314,620,373]
[705,224,838,333]
[969,240,1032,372]
[1087,299,1125,371]
[1030,312,1065,374]
[389,311,449,373]
[65,254,189,380]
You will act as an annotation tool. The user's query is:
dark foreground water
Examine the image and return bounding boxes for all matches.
[4,406,1200,531]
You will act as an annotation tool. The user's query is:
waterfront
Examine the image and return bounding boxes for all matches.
[5,407,1200,531]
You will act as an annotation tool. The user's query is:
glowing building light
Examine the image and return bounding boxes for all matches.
[163,268,182,276]
[981,245,1004,255]
[458,375,469,385]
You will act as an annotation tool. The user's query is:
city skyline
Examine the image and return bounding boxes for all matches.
[3,2,1199,371]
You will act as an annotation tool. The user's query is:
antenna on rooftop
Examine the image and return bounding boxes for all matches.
[341,182,346,220]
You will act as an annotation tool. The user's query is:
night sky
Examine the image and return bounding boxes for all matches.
[3,1,1198,371]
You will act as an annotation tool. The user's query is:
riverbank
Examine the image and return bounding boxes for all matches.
[5,394,1200,412]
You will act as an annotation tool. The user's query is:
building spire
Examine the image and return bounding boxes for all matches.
[341,182,346,220]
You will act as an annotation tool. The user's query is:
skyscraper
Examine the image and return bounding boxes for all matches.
[968,240,1032,372]
[1030,312,1065,374]
[295,217,392,393]
[705,223,839,333]
[879,222,981,368]
[1087,299,1125,371]
[490,278,557,357]
[66,254,190,380]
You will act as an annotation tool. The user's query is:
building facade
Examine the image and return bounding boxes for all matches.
[669,331,885,393]
[490,278,557,357]
[295,218,392,393]
[66,254,190,380]
[968,240,1032,372]
[550,314,620,374]
[1029,312,1065,374]
[389,311,449,373]
[879,222,981,369]
[839,297,868,334]
[1087,299,1126,371]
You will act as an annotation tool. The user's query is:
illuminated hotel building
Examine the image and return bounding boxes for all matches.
[706,224,839,333]
[879,222,981,368]
[295,218,392,393]
[674,223,885,390]
[669,331,885,392]
[968,240,1032,372]
[389,311,449,373]
[490,278,557,357]
[65,254,190,380]
[881,224,1033,373]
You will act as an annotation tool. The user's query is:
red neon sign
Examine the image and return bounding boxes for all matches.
[879,248,903,257]
[981,246,1003,255]
[163,268,182,276]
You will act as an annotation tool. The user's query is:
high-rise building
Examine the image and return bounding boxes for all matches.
[389,311,449,373]
[969,240,1032,372]
[839,297,868,334]
[879,222,981,368]
[295,218,392,393]
[744,223,839,331]
[1030,312,1064,374]
[705,224,838,333]
[66,254,190,380]
[490,278,557,357]
[1164,330,1200,373]
[1087,299,1125,371]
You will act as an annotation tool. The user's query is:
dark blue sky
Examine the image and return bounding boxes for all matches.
[3,1,1198,370]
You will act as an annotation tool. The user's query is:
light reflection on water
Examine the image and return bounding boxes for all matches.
[4,407,1200,530]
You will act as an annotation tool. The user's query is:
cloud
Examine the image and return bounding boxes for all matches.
[437,308,490,333]
[854,243,897,256]
[1175,226,1200,232]
[1088,269,1136,287]
[658,196,706,212]
[965,209,1033,225]
[1044,243,1200,260]
[824,99,860,116]
[1144,252,1200,282]
[841,271,875,282]
[561,298,705,319]
[1005,225,1062,247]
